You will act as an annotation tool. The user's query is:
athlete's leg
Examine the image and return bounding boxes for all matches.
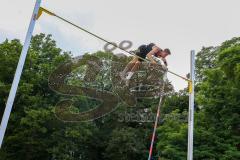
[130,60,141,72]
[126,60,141,80]
[120,57,139,79]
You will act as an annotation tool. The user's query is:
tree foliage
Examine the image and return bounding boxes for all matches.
[0,34,239,160]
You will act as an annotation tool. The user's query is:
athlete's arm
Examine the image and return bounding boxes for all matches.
[146,47,161,63]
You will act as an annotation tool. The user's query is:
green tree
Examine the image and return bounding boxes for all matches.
[104,127,148,160]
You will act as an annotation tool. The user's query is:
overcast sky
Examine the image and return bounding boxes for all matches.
[0,0,240,90]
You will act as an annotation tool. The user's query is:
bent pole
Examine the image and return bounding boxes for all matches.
[187,50,195,160]
[0,0,42,148]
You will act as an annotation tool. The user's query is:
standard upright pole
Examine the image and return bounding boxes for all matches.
[0,0,42,148]
[187,50,195,160]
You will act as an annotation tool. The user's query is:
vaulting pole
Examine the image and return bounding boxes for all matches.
[187,50,195,160]
[147,73,166,160]
[0,0,42,148]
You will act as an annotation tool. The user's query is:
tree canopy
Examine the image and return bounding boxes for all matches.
[0,34,239,160]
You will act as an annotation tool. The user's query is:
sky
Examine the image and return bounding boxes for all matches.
[0,0,240,91]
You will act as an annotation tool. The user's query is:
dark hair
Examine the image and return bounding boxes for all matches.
[164,48,171,55]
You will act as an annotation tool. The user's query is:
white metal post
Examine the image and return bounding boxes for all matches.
[187,50,195,160]
[0,0,42,148]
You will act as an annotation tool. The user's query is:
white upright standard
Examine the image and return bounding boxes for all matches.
[0,0,42,148]
[187,50,195,160]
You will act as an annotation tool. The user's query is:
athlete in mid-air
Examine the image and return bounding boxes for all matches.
[120,43,171,81]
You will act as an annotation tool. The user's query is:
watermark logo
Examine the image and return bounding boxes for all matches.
[48,41,167,122]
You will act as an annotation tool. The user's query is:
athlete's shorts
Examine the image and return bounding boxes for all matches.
[136,45,148,61]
